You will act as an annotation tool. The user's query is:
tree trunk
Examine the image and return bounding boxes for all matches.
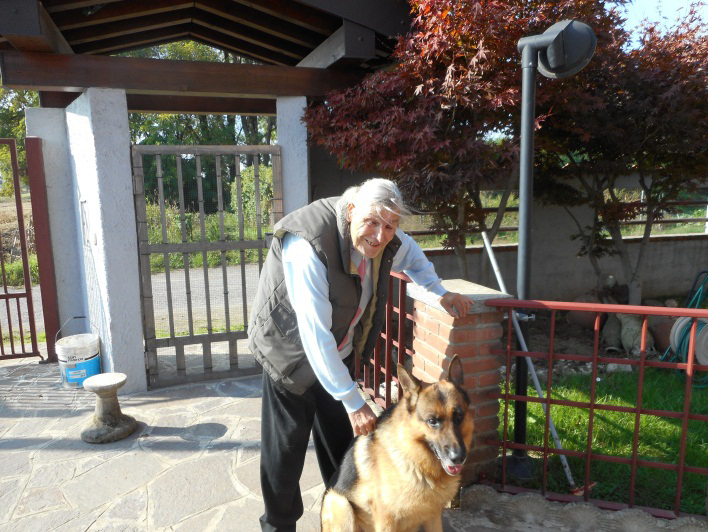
[454,242,469,281]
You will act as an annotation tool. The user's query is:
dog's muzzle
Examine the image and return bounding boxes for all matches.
[430,443,466,476]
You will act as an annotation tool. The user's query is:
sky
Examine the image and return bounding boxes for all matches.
[618,0,706,30]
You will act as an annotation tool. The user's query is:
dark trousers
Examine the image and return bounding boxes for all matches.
[259,365,355,531]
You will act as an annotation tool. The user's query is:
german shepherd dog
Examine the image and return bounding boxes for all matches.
[321,355,474,532]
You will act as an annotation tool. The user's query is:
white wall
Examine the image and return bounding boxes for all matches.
[276,96,310,213]
[426,202,707,302]
[28,89,146,394]
[25,108,88,337]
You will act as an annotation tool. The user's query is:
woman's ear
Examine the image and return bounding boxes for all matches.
[346,203,354,223]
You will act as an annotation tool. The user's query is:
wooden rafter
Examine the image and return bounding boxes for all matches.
[189,28,296,66]
[63,9,194,45]
[191,11,311,58]
[230,0,340,35]
[51,0,195,31]
[0,50,361,97]
[195,0,324,48]
[72,26,192,55]
[42,0,125,13]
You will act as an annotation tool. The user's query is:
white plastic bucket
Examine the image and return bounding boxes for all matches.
[56,333,101,388]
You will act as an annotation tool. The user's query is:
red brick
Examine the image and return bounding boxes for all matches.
[467,391,495,404]
[421,304,482,326]
[412,352,427,372]
[412,365,436,384]
[463,375,477,390]
[425,326,503,348]
[467,445,499,464]
[478,370,502,387]
[475,402,501,418]
[475,433,501,447]
[424,362,444,382]
[419,330,453,354]
[461,356,502,374]
[412,339,443,364]
[474,416,500,433]
[479,311,505,324]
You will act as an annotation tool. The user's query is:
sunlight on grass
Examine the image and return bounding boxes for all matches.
[500,368,708,515]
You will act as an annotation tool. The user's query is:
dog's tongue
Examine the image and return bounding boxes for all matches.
[444,463,463,476]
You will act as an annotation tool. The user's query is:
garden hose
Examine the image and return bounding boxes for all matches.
[660,272,708,388]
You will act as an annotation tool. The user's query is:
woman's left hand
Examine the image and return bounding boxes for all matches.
[439,292,472,318]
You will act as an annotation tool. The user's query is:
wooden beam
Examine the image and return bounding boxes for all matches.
[125,95,276,115]
[298,20,375,69]
[63,9,193,45]
[52,0,194,30]
[0,1,73,53]
[38,91,276,115]
[295,0,413,37]
[39,91,82,108]
[0,51,362,97]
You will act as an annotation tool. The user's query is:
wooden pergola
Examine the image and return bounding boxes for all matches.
[0,0,411,114]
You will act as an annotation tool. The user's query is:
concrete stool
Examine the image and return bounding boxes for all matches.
[81,373,137,444]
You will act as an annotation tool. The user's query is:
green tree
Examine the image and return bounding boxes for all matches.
[0,88,38,196]
[125,41,277,213]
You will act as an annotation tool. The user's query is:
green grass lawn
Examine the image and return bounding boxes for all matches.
[499,367,708,515]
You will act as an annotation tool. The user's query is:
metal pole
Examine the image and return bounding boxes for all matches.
[482,232,579,491]
[513,44,538,463]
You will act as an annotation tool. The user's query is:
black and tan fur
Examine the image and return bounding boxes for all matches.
[321,355,474,532]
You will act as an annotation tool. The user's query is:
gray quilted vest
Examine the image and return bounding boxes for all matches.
[248,197,400,394]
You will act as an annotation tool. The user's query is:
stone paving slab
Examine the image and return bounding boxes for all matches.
[0,357,706,531]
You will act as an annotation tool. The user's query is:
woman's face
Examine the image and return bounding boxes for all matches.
[347,203,400,259]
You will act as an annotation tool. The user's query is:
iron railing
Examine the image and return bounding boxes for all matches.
[355,271,413,409]
[487,299,708,519]
[0,139,41,361]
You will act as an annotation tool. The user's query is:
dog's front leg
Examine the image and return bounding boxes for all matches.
[370,503,396,532]
[420,513,444,532]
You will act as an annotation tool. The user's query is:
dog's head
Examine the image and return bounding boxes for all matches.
[397,355,474,476]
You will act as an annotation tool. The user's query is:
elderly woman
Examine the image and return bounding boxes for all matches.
[248,178,471,531]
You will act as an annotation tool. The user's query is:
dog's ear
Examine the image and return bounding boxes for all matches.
[444,355,464,388]
[397,363,421,407]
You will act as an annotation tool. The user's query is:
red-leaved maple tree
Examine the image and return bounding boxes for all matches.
[305,0,633,280]
[535,4,708,304]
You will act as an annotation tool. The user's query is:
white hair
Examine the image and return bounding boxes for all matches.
[337,178,411,226]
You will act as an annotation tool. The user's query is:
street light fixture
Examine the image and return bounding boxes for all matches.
[512,19,596,476]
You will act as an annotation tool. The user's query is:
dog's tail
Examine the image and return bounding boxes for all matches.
[321,489,356,532]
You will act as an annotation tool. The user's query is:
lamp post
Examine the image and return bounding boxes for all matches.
[512,19,596,475]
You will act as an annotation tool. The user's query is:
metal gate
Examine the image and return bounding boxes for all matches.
[131,145,281,388]
[0,139,40,361]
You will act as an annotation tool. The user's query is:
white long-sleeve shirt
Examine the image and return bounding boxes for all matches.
[281,229,447,413]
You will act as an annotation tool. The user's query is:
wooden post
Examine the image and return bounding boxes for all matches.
[25,137,59,362]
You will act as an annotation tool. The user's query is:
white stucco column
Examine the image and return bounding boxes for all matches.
[25,108,89,338]
[276,96,310,213]
[64,88,146,394]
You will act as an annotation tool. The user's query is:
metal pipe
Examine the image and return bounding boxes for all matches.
[482,232,578,490]
[513,43,539,456]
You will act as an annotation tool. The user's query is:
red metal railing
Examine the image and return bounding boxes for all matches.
[486,299,708,519]
[355,271,413,409]
[0,139,41,361]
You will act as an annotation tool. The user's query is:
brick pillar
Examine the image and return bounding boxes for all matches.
[407,279,511,484]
